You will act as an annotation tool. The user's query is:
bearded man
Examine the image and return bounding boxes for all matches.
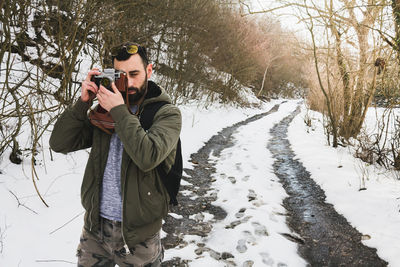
[50,42,181,267]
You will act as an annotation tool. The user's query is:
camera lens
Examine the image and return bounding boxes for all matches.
[101,78,111,89]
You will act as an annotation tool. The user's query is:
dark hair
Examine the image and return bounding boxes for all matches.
[111,42,149,68]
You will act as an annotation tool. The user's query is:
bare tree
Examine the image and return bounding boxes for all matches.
[239,0,389,144]
[0,0,111,205]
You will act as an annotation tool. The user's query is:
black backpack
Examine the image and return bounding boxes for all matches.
[139,101,182,206]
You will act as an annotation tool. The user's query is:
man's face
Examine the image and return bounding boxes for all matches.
[114,54,152,103]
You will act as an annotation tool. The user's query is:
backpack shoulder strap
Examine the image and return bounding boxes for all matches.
[139,101,169,130]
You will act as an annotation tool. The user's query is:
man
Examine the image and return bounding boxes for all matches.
[50,42,181,266]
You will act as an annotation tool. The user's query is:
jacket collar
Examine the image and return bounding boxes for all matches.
[144,81,162,100]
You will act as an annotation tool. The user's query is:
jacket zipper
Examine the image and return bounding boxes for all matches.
[89,188,96,231]
[121,158,131,254]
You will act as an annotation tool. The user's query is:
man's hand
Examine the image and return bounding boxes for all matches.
[97,82,124,112]
[81,68,101,102]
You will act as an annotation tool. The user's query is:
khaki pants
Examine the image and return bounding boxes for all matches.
[77,217,163,267]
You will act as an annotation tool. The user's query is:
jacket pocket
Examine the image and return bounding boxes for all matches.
[125,172,167,226]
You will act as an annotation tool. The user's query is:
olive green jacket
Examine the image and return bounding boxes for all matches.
[49,82,181,247]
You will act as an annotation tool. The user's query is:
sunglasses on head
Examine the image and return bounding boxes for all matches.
[111,44,139,56]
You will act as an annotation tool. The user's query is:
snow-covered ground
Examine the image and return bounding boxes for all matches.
[0,99,399,266]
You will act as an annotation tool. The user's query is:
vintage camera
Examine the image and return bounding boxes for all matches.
[91,68,126,92]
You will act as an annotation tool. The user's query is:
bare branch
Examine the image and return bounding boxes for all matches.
[49,212,84,235]
[8,190,38,215]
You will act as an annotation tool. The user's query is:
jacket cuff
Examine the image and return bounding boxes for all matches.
[110,104,133,123]
[72,98,91,120]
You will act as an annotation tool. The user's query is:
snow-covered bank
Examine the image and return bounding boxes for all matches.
[288,105,400,267]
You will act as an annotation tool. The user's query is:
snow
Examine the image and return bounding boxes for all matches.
[0,98,399,266]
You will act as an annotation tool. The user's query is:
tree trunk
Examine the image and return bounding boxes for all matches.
[392,0,400,63]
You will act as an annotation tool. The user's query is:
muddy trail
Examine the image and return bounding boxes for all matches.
[161,103,281,266]
[267,107,387,266]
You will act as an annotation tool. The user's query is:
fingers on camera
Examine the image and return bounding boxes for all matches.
[86,69,100,81]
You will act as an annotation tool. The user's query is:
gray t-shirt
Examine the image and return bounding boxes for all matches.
[100,105,137,221]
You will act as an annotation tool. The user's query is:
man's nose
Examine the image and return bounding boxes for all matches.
[127,78,135,88]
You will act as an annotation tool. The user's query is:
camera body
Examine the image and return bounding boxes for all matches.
[91,68,127,92]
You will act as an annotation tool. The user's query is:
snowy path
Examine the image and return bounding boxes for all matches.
[163,101,307,266]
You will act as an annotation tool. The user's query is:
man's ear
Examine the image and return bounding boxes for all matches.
[146,63,153,79]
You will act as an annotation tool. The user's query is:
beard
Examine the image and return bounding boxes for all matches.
[125,77,148,105]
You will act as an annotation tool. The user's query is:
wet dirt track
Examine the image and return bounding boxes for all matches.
[267,106,387,267]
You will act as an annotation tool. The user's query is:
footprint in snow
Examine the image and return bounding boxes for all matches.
[242,230,256,245]
[251,221,269,236]
[228,176,236,184]
[242,175,250,181]
[225,215,252,229]
[247,189,257,201]
[236,239,247,253]
[235,162,242,171]
[260,252,274,266]
[242,260,254,267]
[235,207,246,218]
